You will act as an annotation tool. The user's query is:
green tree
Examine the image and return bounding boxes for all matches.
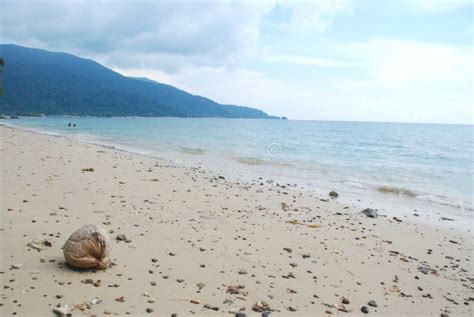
[0,58,4,96]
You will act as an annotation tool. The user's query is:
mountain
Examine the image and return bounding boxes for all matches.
[0,44,280,119]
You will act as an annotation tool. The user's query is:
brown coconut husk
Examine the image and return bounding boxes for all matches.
[63,224,111,270]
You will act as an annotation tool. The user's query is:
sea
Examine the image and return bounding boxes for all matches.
[3,117,473,223]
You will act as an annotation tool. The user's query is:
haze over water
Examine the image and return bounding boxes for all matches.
[7,117,473,217]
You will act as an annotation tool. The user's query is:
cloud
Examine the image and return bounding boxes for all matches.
[408,0,473,12]
[342,39,472,84]
[267,54,358,67]
[266,0,354,32]
[0,0,274,71]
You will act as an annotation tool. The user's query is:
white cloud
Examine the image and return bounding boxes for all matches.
[267,54,358,67]
[342,39,472,84]
[0,0,274,71]
[269,0,354,32]
[408,0,473,12]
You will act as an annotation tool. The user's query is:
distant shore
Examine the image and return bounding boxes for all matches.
[0,125,472,316]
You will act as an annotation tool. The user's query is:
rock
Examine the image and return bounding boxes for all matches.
[361,208,378,218]
[440,217,454,221]
[151,258,158,263]
[288,306,297,312]
[342,297,350,304]
[238,269,248,275]
[283,247,293,253]
[116,234,132,243]
[146,308,154,313]
[252,302,270,313]
[440,313,449,317]
[361,306,369,314]
[81,168,95,172]
[53,304,69,317]
[368,300,377,307]
[329,191,339,198]
[11,263,23,269]
[90,298,102,305]
[261,312,271,317]
[235,313,247,317]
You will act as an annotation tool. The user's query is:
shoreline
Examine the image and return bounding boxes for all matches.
[1,125,473,316]
[1,122,472,233]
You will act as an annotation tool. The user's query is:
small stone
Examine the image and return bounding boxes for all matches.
[361,306,369,314]
[368,300,377,307]
[238,269,248,275]
[151,258,158,263]
[288,306,297,312]
[342,297,350,305]
[146,308,154,313]
[283,247,293,253]
[329,191,338,198]
[361,208,378,218]
[150,281,157,286]
[235,313,247,317]
[116,234,131,243]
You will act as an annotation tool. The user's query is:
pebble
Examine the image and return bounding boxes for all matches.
[368,300,377,307]
[146,308,154,313]
[238,269,248,275]
[329,191,339,198]
[361,306,369,314]
[235,313,247,317]
[361,208,378,218]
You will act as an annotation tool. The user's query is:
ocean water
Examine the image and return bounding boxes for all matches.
[3,117,473,218]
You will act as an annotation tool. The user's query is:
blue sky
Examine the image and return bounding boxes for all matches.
[1,0,472,123]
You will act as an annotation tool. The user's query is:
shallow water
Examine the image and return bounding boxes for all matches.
[4,117,473,217]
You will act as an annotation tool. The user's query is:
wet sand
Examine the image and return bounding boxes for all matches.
[0,125,472,316]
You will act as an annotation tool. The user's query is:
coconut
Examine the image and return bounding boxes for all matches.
[63,224,111,269]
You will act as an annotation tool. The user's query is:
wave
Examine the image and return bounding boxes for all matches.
[377,185,417,198]
[374,185,473,211]
[234,156,269,165]
[179,146,206,155]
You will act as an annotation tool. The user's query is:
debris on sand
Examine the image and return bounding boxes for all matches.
[361,208,378,218]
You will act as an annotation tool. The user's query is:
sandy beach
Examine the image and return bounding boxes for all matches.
[0,125,472,316]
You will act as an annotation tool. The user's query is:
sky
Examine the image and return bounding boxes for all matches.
[1,0,472,123]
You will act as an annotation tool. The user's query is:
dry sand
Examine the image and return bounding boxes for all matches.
[0,125,472,316]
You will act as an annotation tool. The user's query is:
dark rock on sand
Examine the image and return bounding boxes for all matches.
[361,306,369,313]
[361,208,378,218]
[368,300,377,307]
[329,191,339,198]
